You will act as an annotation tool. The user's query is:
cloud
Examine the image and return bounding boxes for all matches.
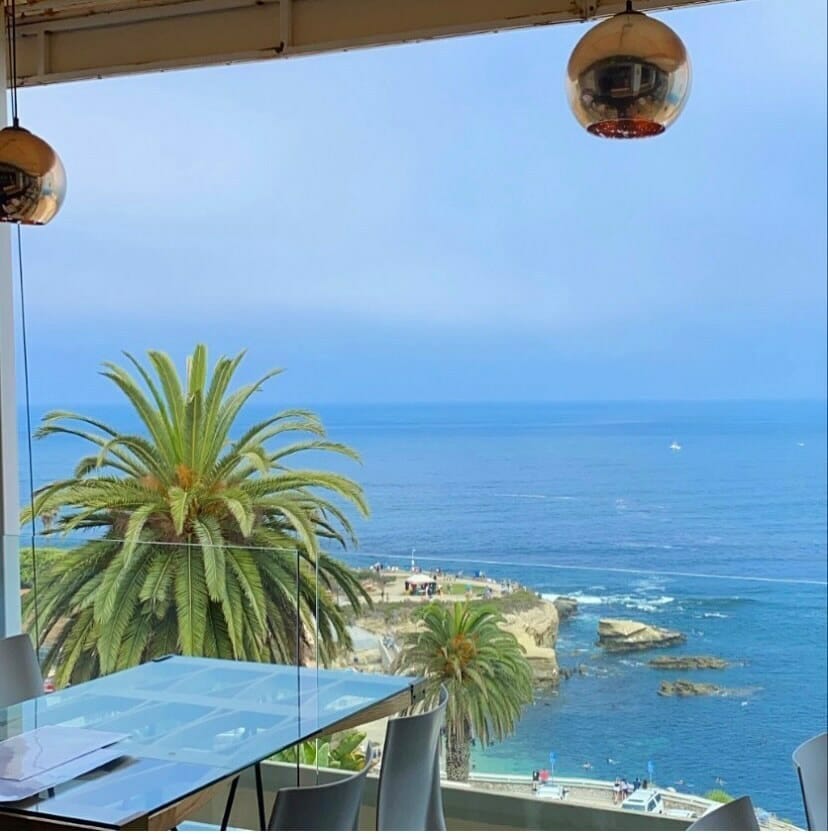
[11,0,827,401]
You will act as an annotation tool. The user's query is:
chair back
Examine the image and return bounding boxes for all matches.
[0,633,43,709]
[793,731,827,831]
[687,796,760,831]
[268,744,374,831]
[376,685,448,831]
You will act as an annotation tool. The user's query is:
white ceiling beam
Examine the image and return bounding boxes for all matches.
[9,0,737,87]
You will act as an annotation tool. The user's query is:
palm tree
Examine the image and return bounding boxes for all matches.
[23,344,371,686]
[394,602,533,781]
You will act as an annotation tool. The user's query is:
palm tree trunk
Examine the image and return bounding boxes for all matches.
[446,727,472,781]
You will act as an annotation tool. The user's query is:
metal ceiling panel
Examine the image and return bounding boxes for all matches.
[6,0,737,87]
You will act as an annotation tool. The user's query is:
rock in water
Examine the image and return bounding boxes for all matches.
[552,596,579,621]
[658,680,724,697]
[597,618,685,652]
[649,655,729,670]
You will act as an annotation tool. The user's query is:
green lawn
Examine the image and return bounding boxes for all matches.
[362,588,542,627]
[443,581,484,596]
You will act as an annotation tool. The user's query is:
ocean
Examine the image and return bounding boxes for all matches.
[18,400,828,824]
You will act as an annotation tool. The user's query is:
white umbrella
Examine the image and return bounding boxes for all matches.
[407,573,434,585]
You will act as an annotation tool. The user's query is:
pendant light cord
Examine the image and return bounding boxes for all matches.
[5,0,20,126]
[16,224,41,652]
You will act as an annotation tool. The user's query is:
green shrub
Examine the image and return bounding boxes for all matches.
[271,731,367,771]
[705,789,734,804]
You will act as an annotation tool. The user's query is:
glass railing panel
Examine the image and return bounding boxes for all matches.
[6,533,409,820]
[6,534,825,828]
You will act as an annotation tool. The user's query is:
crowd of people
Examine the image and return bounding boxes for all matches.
[612,776,647,803]
[530,769,648,803]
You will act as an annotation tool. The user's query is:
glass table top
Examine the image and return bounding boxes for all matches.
[0,656,418,828]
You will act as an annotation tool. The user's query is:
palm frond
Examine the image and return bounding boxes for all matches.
[24,344,369,682]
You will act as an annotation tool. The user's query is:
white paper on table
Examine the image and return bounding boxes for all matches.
[0,745,126,803]
[0,726,127,781]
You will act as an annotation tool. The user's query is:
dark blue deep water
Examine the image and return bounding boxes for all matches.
[19,400,828,824]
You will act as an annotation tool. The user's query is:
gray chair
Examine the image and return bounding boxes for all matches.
[687,796,760,831]
[178,745,376,831]
[0,633,43,709]
[376,685,448,830]
[793,731,827,831]
[267,743,375,831]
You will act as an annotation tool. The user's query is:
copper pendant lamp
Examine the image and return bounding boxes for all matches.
[566,1,691,139]
[0,0,66,223]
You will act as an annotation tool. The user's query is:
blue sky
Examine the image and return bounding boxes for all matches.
[13,0,827,404]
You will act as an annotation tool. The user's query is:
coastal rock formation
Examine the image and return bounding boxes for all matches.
[658,680,723,697]
[552,596,578,621]
[501,600,560,685]
[597,618,685,653]
[649,655,729,670]
[347,594,562,686]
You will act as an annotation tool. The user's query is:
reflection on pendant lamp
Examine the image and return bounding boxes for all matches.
[0,0,66,223]
[566,1,691,139]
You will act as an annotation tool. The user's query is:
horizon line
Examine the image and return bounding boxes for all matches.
[18,396,828,409]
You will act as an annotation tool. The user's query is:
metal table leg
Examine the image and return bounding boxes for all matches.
[220,775,239,830]
[254,762,266,830]
[219,764,265,830]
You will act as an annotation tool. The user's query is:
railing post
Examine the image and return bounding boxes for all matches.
[0,3,22,638]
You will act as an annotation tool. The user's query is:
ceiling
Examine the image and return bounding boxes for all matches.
[6,0,737,87]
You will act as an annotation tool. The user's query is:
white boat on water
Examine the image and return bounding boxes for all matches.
[670,441,682,451]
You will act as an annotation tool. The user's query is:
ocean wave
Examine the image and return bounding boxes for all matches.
[559,593,604,605]
[543,591,675,612]
[632,578,667,592]
[722,685,763,698]
[494,493,575,501]
[702,612,729,619]
[578,665,610,678]
[684,596,748,608]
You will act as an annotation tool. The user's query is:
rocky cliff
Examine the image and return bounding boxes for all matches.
[551,596,578,621]
[347,595,561,686]
[501,599,560,685]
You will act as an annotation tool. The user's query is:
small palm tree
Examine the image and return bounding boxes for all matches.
[23,345,370,685]
[394,602,533,781]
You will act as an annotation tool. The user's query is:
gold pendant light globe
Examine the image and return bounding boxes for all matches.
[0,126,67,224]
[566,10,691,138]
